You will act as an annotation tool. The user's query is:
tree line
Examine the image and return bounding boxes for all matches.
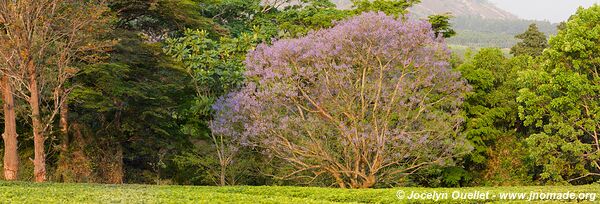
[0,0,598,188]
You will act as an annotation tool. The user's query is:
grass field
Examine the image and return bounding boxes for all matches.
[0,182,599,203]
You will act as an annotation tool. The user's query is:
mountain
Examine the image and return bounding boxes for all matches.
[334,0,518,20]
[333,0,557,49]
[331,0,353,9]
[409,0,518,20]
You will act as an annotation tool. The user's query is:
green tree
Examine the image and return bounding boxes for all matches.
[517,5,600,184]
[259,0,350,38]
[351,0,419,16]
[163,29,259,186]
[61,0,219,183]
[198,0,263,36]
[0,0,113,183]
[109,0,227,40]
[458,49,534,186]
[510,24,548,57]
[428,14,457,38]
[70,31,193,184]
[161,0,422,186]
[459,49,514,164]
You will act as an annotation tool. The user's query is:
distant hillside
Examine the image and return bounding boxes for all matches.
[448,16,557,48]
[334,0,517,20]
[331,0,353,9]
[451,16,557,35]
[409,0,518,20]
[333,0,558,49]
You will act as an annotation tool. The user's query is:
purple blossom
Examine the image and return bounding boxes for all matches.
[211,12,470,187]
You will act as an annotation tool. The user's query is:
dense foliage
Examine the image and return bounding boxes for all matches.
[1,0,600,189]
[517,5,600,184]
[510,24,548,57]
[451,16,557,35]
[457,49,533,186]
[447,30,518,49]
[428,14,457,38]
[212,12,470,188]
[448,17,556,49]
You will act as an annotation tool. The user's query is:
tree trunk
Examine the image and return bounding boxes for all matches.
[219,164,226,186]
[60,96,69,150]
[28,61,46,182]
[58,95,69,170]
[56,98,70,182]
[361,175,376,188]
[2,75,19,180]
[331,172,346,188]
[108,144,124,184]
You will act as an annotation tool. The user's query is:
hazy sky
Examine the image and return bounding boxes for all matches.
[488,0,599,23]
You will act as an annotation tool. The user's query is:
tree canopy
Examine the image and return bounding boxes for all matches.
[1,0,600,188]
[510,23,549,57]
[517,5,600,184]
[211,12,470,188]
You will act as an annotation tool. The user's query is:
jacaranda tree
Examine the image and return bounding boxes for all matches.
[211,12,470,188]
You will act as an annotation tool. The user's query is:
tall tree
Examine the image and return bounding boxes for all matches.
[351,0,419,16]
[212,13,469,188]
[0,10,19,180]
[459,49,513,165]
[428,14,457,38]
[0,75,18,180]
[0,0,111,182]
[61,0,213,183]
[0,0,58,182]
[518,5,600,183]
[70,33,192,183]
[51,1,114,182]
[458,49,533,186]
[109,0,226,41]
[510,23,548,57]
[164,29,258,185]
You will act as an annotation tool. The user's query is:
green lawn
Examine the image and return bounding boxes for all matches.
[0,182,599,203]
